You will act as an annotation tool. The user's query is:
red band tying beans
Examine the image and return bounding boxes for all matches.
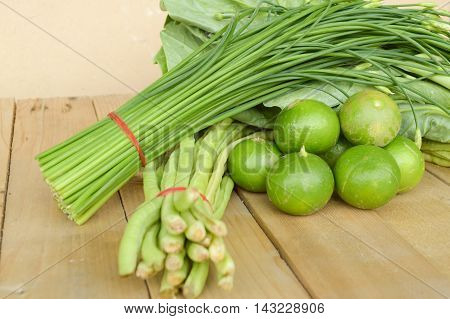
[157,186,211,207]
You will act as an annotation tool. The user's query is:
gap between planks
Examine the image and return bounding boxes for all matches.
[238,170,450,299]
[233,191,313,297]
[425,163,450,186]
[84,95,450,299]
[0,94,448,300]
[0,98,16,262]
[0,97,148,298]
[91,95,152,298]
[91,94,310,299]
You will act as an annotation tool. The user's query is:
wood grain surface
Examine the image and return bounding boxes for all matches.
[426,163,450,185]
[0,97,147,298]
[238,171,450,299]
[92,95,309,299]
[0,98,15,238]
[0,95,449,299]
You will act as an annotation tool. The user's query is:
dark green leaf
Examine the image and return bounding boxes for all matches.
[263,81,368,109]
[399,104,450,143]
[160,20,206,70]
[232,105,281,128]
[161,0,305,33]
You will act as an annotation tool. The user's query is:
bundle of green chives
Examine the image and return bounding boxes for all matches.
[36,0,449,224]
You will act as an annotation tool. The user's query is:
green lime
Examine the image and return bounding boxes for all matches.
[334,145,400,209]
[228,138,281,192]
[339,90,401,147]
[266,148,334,215]
[274,99,340,154]
[385,136,425,193]
[319,136,353,168]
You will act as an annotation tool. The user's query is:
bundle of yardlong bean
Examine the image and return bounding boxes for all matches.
[36,1,449,224]
[118,121,270,298]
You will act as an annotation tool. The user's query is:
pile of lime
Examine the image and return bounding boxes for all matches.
[228,138,281,192]
[228,90,425,215]
[266,147,334,215]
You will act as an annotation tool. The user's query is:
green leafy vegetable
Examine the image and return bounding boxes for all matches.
[161,0,244,32]
[231,105,280,128]
[264,81,368,109]
[397,78,450,111]
[399,104,450,144]
[160,20,207,70]
[161,0,305,32]
[154,48,168,74]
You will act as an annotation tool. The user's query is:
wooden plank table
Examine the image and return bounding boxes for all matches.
[0,95,449,299]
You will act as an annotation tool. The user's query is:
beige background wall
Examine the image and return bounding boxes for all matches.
[1,0,165,98]
[1,0,447,99]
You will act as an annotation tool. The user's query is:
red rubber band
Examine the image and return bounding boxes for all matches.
[157,186,211,207]
[109,112,147,167]
[157,186,187,197]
